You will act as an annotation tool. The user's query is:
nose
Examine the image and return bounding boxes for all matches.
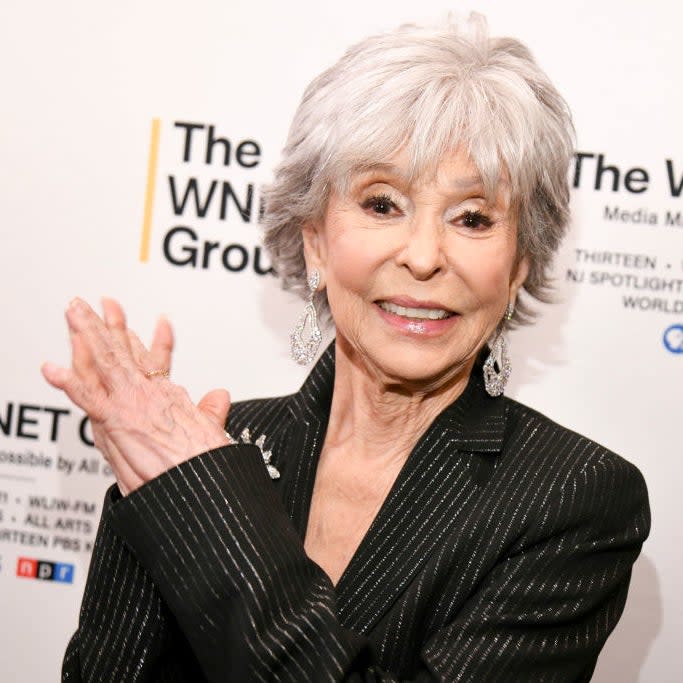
[395,213,446,280]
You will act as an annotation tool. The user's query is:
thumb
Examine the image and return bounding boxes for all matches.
[197,389,231,428]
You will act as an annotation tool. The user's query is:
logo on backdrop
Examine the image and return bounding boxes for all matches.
[1,401,109,560]
[573,151,683,228]
[663,324,683,354]
[139,119,275,276]
[565,151,683,318]
[16,557,74,583]
[564,249,683,315]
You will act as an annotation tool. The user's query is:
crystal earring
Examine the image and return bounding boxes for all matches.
[483,302,514,397]
[504,302,515,322]
[290,269,323,365]
[483,333,511,397]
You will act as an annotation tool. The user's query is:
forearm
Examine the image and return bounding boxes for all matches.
[107,445,376,681]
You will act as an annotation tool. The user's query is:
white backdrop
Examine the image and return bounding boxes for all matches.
[1,1,680,680]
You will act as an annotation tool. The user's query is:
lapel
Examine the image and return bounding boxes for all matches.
[278,346,335,538]
[278,343,507,634]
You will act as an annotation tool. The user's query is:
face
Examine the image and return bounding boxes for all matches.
[303,147,529,391]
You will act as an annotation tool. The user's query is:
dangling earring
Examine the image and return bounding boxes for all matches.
[290,269,323,365]
[483,302,514,397]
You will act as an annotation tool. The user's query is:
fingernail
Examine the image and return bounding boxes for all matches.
[68,297,83,310]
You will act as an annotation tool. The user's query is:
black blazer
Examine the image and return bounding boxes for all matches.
[62,345,649,682]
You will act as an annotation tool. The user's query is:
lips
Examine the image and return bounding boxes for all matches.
[376,298,455,320]
[374,298,459,337]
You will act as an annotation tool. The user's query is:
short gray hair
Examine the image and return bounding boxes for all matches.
[262,15,574,327]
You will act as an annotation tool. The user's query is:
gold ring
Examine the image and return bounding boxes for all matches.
[144,368,170,378]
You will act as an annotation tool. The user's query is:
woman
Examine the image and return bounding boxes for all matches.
[45,16,649,682]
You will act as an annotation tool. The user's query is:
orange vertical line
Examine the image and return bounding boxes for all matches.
[139,118,161,262]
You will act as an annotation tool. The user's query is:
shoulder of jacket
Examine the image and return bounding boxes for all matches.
[499,398,649,542]
[500,395,645,488]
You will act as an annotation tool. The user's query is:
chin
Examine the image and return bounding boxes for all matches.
[366,344,470,390]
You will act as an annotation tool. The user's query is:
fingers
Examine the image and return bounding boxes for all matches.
[149,316,174,374]
[126,329,150,368]
[45,298,151,415]
[41,361,70,390]
[124,315,173,377]
[65,298,138,385]
[62,298,173,380]
[197,389,231,429]
[101,297,134,358]
[41,361,103,417]
[69,322,101,394]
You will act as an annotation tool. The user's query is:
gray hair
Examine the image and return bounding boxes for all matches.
[262,15,574,327]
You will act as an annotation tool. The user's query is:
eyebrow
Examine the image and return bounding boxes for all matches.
[355,163,410,182]
[354,163,493,191]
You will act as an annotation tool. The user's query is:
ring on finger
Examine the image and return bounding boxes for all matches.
[144,368,170,379]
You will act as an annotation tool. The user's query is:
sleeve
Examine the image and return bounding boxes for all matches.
[61,486,166,682]
[418,453,651,682]
[61,485,205,682]
[106,445,649,683]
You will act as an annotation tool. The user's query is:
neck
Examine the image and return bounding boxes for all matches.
[324,337,474,462]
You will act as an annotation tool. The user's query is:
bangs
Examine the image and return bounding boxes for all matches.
[318,65,543,209]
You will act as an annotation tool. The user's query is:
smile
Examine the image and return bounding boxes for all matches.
[377,301,454,320]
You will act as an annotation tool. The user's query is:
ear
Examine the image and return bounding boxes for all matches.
[301,220,327,284]
[509,254,530,300]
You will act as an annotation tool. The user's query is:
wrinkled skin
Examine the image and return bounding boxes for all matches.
[41,298,230,495]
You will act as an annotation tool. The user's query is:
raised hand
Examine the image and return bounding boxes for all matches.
[41,298,231,495]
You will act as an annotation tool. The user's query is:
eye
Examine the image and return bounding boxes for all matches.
[361,193,399,216]
[459,210,493,229]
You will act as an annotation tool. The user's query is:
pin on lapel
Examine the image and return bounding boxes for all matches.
[225,427,280,479]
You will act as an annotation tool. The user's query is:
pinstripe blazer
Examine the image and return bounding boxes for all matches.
[62,344,649,682]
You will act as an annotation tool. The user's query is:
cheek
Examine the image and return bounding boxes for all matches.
[452,240,517,304]
[325,229,388,295]
[324,243,377,341]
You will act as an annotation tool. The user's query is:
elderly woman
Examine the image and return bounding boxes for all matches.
[45,17,648,683]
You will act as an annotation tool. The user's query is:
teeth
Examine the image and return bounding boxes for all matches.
[379,301,452,320]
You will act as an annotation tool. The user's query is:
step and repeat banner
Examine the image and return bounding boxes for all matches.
[1,1,680,680]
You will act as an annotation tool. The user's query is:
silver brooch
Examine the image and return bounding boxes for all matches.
[225,427,280,479]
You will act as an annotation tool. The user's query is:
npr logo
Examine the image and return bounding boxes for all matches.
[16,557,74,584]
